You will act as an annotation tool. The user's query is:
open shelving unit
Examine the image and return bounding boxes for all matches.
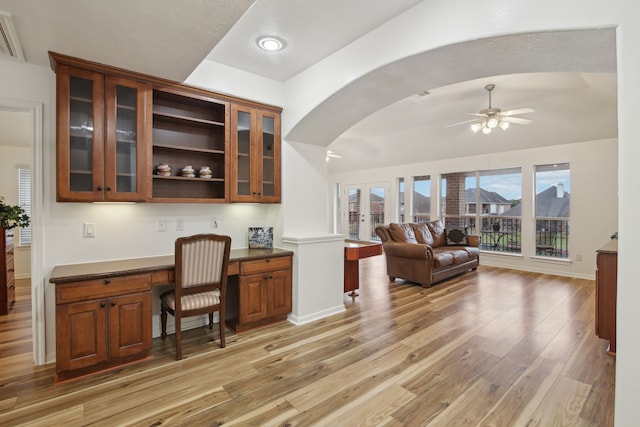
[150,89,230,202]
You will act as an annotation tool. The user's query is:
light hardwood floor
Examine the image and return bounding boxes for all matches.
[0,259,615,426]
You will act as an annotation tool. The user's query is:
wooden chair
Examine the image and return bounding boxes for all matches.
[160,234,231,360]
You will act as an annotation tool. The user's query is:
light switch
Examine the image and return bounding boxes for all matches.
[83,223,96,238]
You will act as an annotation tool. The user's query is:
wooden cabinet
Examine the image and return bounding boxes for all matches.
[595,240,617,355]
[55,273,152,381]
[54,61,148,202]
[227,255,292,332]
[0,227,15,315]
[230,104,281,203]
[149,88,229,202]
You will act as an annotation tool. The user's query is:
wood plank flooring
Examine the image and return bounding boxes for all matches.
[0,258,615,426]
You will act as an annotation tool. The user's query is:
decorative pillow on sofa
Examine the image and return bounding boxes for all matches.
[446,228,468,246]
[411,223,434,246]
[426,220,446,247]
[389,223,418,243]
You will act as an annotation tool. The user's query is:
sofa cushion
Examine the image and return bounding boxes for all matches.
[389,223,418,243]
[411,223,434,246]
[432,250,454,268]
[426,220,446,247]
[446,228,468,246]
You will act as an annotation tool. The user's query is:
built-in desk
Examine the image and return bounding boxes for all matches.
[49,248,293,382]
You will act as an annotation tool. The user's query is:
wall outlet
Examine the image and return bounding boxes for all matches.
[157,219,167,232]
[576,253,582,261]
[83,223,96,238]
[176,217,184,231]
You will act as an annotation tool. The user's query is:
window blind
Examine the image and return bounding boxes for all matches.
[18,168,31,245]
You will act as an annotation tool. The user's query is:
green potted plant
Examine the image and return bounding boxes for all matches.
[0,196,30,231]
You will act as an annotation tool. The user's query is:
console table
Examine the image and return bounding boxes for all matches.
[49,248,293,381]
[344,239,382,296]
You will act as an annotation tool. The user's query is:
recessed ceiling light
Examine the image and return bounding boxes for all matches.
[257,36,285,52]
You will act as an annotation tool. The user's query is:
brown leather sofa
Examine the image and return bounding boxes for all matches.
[375,220,480,287]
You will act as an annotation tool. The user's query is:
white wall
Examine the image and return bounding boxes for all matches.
[329,139,618,279]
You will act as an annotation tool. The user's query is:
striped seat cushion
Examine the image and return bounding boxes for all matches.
[162,289,221,311]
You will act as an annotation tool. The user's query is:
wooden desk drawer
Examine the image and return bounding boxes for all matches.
[240,256,291,275]
[56,273,151,304]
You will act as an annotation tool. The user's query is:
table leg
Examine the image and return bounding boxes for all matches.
[344,259,360,297]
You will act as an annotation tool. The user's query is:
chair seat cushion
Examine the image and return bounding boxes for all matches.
[162,289,221,311]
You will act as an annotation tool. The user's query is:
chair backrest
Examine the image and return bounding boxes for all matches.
[175,234,231,298]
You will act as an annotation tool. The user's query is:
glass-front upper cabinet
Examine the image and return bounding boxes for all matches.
[55,63,147,202]
[230,104,281,203]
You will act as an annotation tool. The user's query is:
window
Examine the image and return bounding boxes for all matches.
[441,168,522,253]
[398,178,405,223]
[18,168,31,246]
[412,175,430,223]
[535,163,570,258]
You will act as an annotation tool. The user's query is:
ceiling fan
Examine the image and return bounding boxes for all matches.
[447,84,534,134]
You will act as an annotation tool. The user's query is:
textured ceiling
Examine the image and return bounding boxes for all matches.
[0,1,619,172]
[0,0,255,81]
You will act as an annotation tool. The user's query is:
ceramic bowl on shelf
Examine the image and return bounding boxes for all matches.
[156,163,171,176]
[181,166,195,177]
[198,166,212,178]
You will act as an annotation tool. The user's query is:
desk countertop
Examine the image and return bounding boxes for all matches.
[49,248,294,284]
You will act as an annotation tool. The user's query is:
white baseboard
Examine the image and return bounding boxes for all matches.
[287,304,346,326]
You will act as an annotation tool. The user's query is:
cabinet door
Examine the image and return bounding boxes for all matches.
[267,269,291,317]
[239,273,268,324]
[56,65,106,202]
[231,104,257,202]
[257,110,281,203]
[104,76,148,201]
[108,292,152,359]
[56,299,108,372]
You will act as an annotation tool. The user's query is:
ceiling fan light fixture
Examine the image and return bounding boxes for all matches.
[486,116,499,129]
[499,121,510,130]
[470,123,482,133]
[482,126,492,135]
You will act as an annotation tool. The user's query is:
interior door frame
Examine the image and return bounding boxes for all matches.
[342,182,390,241]
[0,97,45,365]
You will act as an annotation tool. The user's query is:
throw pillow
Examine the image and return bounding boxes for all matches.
[426,220,446,247]
[446,228,468,246]
[389,223,418,243]
[411,223,434,246]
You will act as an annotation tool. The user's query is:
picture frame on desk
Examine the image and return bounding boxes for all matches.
[248,227,273,248]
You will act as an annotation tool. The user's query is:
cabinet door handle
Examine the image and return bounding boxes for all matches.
[106,186,112,191]
[104,279,111,284]
[111,301,116,307]
[8,251,13,255]
[9,285,15,290]
[8,268,14,273]
[97,186,104,191]
[264,274,269,280]
[100,302,106,308]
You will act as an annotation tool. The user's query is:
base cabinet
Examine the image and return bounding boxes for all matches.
[55,274,152,381]
[595,240,617,355]
[227,255,292,332]
[1,228,15,315]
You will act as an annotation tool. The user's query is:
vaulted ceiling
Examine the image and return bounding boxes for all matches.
[0,0,618,172]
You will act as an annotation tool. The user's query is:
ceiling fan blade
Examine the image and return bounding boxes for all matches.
[445,118,478,127]
[501,107,534,116]
[468,113,489,117]
[326,150,342,158]
[501,116,533,125]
